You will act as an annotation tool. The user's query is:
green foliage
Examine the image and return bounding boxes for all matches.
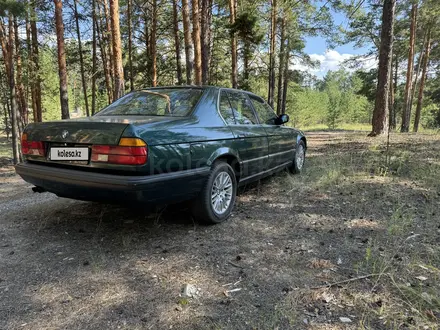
[0,0,26,17]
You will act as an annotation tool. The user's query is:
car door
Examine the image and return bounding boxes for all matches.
[219,90,269,179]
[247,93,296,169]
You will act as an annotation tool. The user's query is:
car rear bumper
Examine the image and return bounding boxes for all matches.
[15,162,210,203]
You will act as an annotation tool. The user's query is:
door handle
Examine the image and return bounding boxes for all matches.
[237,134,246,138]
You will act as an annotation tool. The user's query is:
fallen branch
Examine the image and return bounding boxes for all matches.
[310,273,384,289]
[228,261,244,269]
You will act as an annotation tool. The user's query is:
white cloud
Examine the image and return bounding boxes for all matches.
[291,49,377,78]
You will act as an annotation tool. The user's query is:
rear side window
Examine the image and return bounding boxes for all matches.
[225,91,258,125]
[95,89,203,117]
[219,91,236,125]
[249,94,277,125]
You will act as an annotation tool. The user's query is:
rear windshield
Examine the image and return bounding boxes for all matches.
[95,89,203,117]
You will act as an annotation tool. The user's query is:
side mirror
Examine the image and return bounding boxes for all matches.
[276,114,289,125]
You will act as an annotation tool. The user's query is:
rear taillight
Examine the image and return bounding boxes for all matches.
[91,138,147,165]
[21,133,45,156]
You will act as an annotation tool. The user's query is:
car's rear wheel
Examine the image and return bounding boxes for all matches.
[290,140,306,174]
[192,161,237,224]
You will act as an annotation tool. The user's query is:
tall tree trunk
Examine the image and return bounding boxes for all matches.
[127,0,134,90]
[192,0,202,85]
[96,3,112,104]
[243,40,250,89]
[268,0,277,108]
[8,15,20,163]
[74,0,90,116]
[109,0,125,98]
[30,0,42,122]
[281,36,290,115]
[103,0,115,99]
[25,14,35,122]
[2,103,9,141]
[369,0,396,137]
[400,2,417,133]
[201,0,211,84]
[391,53,398,129]
[413,28,431,132]
[277,14,286,115]
[92,0,97,114]
[172,0,183,85]
[143,10,150,82]
[388,49,394,130]
[150,0,158,87]
[13,18,27,126]
[54,0,70,119]
[0,20,11,84]
[228,0,237,88]
[409,32,427,114]
[182,0,193,84]
[207,0,213,82]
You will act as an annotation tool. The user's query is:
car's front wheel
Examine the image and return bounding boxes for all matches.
[290,140,306,174]
[192,161,237,224]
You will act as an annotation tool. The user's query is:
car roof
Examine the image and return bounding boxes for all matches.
[138,85,259,96]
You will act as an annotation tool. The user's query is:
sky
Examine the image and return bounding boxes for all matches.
[295,5,376,78]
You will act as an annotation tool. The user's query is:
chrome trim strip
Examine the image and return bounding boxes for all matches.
[240,149,293,164]
[240,161,292,182]
[241,154,269,164]
[268,149,294,158]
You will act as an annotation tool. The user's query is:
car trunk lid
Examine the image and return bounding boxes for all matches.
[25,119,131,145]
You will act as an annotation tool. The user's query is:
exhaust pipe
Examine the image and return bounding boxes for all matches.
[32,186,46,193]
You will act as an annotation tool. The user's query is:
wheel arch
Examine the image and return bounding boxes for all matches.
[207,148,241,181]
[298,135,307,150]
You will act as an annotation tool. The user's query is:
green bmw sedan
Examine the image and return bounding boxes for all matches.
[15,86,307,224]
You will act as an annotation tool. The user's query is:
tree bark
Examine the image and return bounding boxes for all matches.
[277,14,286,115]
[30,0,42,122]
[25,14,34,122]
[103,0,115,99]
[192,0,202,85]
[109,0,125,98]
[143,10,150,81]
[201,0,211,85]
[13,18,27,127]
[388,49,394,130]
[369,0,396,136]
[228,0,237,88]
[8,15,21,163]
[92,0,97,114]
[281,36,290,115]
[390,53,398,129]
[268,0,277,108]
[172,0,183,85]
[96,2,112,104]
[74,0,90,116]
[182,0,193,84]
[400,2,417,133]
[127,0,134,91]
[150,0,158,87]
[54,0,70,119]
[408,31,427,119]
[413,28,431,132]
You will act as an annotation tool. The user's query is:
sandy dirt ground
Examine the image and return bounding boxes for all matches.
[1,131,439,329]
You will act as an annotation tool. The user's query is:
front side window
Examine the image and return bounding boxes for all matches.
[249,94,277,125]
[95,89,203,117]
[226,91,258,125]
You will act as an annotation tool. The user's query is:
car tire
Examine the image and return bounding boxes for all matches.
[192,161,237,224]
[290,140,306,174]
